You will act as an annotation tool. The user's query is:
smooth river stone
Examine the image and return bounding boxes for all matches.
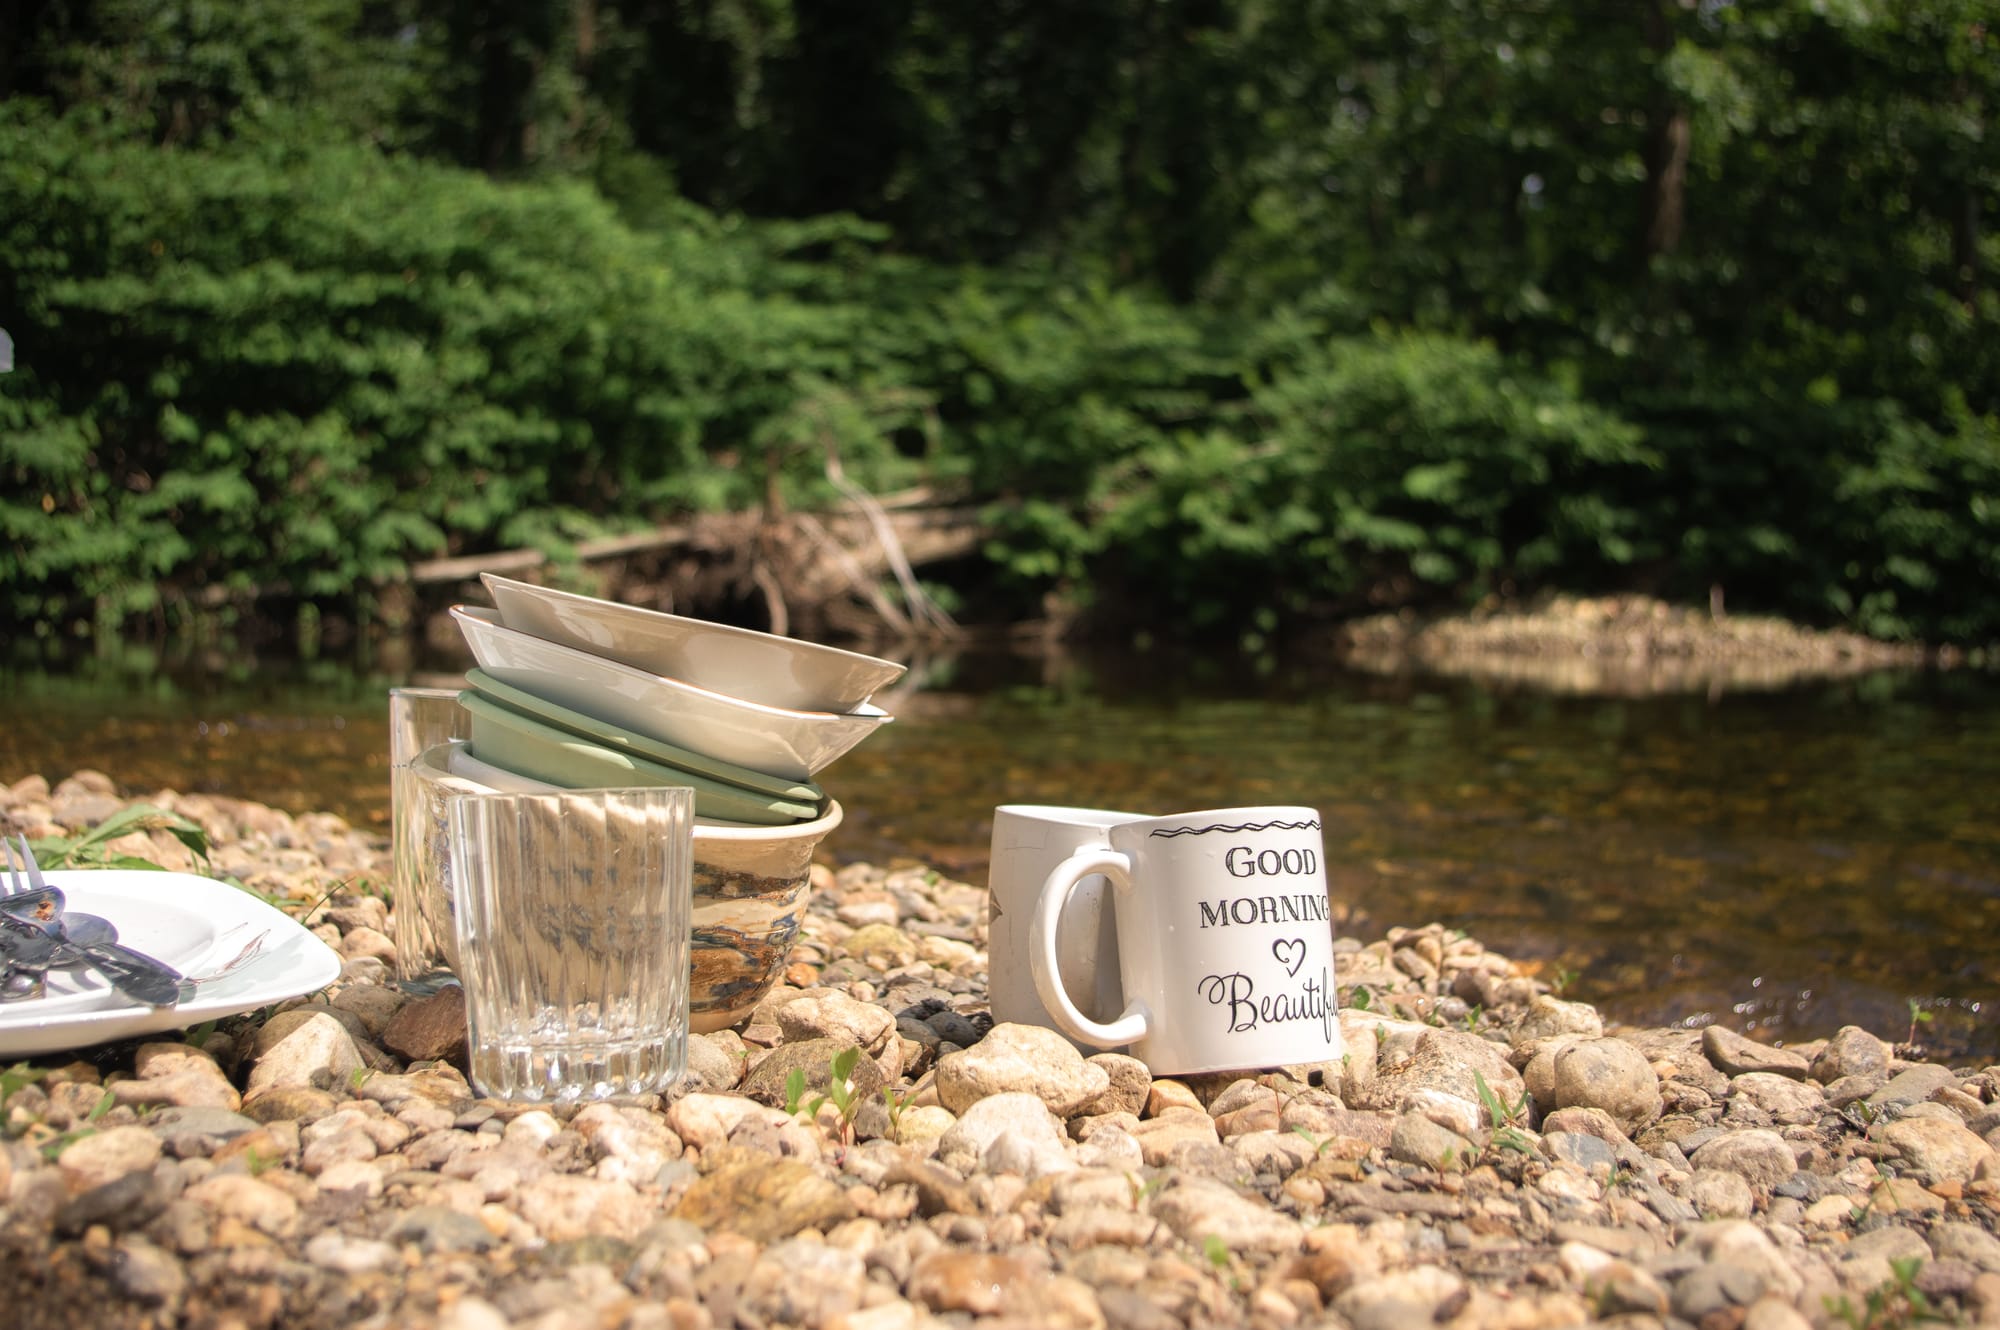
[1702,1025,1811,1079]
[1551,1038,1663,1133]
[933,1023,1109,1117]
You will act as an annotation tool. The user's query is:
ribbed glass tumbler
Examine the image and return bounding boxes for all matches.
[445,786,694,1103]
[388,686,472,985]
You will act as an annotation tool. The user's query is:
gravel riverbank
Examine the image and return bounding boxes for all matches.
[3,772,1998,1330]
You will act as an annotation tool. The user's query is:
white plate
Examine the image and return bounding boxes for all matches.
[481,573,907,712]
[0,870,343,1059]
[450,606,893,781]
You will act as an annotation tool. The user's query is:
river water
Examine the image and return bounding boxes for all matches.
[2,639,1996,1058]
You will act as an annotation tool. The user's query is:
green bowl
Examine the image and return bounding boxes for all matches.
[458,688,824,826]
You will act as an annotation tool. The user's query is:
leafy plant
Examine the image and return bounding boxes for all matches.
[0,1063,48,1135]
[1473,1069,1532,1129]
[880,1083,913,1138]
[1825,1257,1951,1330]
[1289,1124,1343,1160]
[1905,999,1935,1047]
[36,1087,118,1161]
[24,805,211,872]
[785,1046,866,1140]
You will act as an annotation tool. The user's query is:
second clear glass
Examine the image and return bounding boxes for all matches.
[445,785,694,1103]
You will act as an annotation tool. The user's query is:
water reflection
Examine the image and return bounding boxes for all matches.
[1,640,1996,1057]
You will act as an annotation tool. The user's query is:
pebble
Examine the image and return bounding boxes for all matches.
[1878,1115,1997,1183]
[1552,1037,1665,1132]
[1,774,1996,1330]
[934,1022,1110,1116]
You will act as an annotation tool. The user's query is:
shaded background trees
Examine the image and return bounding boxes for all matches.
[1,0,1995,643]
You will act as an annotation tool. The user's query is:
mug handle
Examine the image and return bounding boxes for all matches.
[1029,847,1150,1048]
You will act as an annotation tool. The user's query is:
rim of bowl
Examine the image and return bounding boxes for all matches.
[482,571,907,685]
[694,799,843,841]
[452,605,890,725]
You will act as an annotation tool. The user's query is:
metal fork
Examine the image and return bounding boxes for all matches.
[1,834,31,896]
[0,834,193,1006]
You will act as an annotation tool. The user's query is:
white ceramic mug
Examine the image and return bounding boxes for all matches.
[1032,806,1343,1075]
[987,805,1150,1040]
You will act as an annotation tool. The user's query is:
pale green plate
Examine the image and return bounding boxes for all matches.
[458,689,824,826]
[464,668,823,802]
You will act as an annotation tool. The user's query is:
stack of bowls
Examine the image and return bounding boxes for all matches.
[434,572,905,1030]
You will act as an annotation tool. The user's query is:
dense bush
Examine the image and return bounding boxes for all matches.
[0,111,917,630]
[1,0,1996,645]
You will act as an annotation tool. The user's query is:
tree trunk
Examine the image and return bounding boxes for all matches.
[1638,1,1689,262]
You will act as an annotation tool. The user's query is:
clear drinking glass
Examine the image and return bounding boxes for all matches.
[389,687,472,984]
[445,786,694,1103]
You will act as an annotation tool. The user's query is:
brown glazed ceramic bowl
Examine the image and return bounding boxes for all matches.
[687,801,844,1032]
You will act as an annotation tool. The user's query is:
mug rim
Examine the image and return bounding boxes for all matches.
[992,803,1152,831]
[1111,805,1322,837]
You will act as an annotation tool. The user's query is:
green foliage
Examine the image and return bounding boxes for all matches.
[0,1063,46,1132]
[1,0,1996,645]
[784,1045,865,1136]
[1472,1069,1532,1129]
[0,109,914,630]
[1091,332,1653,631]
[23,804,211,872]
[1826,1257,1952,1330]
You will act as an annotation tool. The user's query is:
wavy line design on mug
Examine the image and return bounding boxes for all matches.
[1148,818,1321,839]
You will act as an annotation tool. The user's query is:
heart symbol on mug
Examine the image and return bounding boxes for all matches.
[1272,938,1306,977]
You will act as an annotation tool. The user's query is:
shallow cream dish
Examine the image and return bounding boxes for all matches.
[450,605,892,782]
[481,572,907,713]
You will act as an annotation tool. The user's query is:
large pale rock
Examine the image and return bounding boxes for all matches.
[1728,1072,1824,1126]
[935,1024,1109,1117]
[56,1126,162,1194]
[1688,1129,1797,1190]
[1879,1116,1996,1184]
[1809,1026,1890,1084]
[669,1092,788,1152]
[673,1159,853,1241]
[182,1174,301,1239]
[1390,1111,1474,1172]
[1682,1220,1805,1304]
[1149,1176,1305,1254]
[1354,1027,1527,1126]
[571,1103,683,1187]
[777,989,897,1052]
[1334,1266,1468,1330]
[1129,1108,1222,1167]
[247,1012,363,1094]
[515,1174,652,1242]
[1932,1222,2000,1273]
[1551,1038,1663,1133]
[908,1252,1104,1328]
[1868,1064,1956,1109]
[741,1240,871,1327]
[936,1092,1072,1178]
[1513,995,1605,1046]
